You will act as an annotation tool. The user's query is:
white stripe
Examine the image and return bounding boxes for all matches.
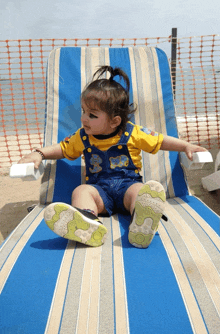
[159,222,208,334]
[151,47,175,197]
[44,241,76,334]
[151,48,168,136]
[80,47,86,184]
[128,47,144,178]
[105,47,110,67]
[128,47,140,126]
[42,48,61,203]
[139,47,161,182]
[52,49,60,145]
[111,215,130,334]
[75,246,102,334]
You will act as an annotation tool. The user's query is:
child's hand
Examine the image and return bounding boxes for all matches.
[161,136,208,161]
[17,152,43,169]
[184,143,207,161]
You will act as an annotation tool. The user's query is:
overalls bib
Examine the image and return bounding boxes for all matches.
[80,122,141,184]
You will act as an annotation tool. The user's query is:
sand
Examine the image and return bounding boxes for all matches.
[0,170,42,245]
[1,150,220,245]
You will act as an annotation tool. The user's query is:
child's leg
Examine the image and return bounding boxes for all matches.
[124,180,166,248]
[71,184,107,216]
[123,182,144,214]
[43,184,108,247]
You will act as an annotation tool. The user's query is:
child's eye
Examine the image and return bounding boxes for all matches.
[89,113,98,119]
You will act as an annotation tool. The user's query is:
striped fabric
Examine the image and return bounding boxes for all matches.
[0,47,220,334]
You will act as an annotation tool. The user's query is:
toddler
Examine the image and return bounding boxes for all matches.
[18,66,207,248]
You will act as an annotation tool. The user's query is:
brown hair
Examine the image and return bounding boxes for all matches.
[81,66,136,132]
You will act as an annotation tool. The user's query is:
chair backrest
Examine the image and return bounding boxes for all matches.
[40,47,189,205]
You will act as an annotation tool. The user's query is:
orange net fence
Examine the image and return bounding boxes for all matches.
[0,35,220,169]
[0,37,170,169]
[172,34,220,149]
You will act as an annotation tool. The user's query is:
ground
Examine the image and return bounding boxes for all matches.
[0,171,42,244]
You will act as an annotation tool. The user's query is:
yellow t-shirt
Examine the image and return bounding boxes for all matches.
[60,122,164,170]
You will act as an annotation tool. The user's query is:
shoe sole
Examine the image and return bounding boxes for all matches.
[44,202,107,247]
[128,181,166,248]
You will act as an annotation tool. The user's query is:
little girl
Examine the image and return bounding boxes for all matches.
[18,66,207,248]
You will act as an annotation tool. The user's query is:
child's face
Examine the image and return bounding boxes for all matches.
[81,100,116,136]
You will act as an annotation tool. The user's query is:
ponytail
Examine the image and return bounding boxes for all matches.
[93,66,130,92]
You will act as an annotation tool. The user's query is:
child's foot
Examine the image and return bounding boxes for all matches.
[44,203,107,247]
[128,181,166,248]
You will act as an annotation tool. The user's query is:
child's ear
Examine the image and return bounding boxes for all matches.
[111,115,122,129]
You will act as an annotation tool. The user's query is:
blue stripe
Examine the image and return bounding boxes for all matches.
[155,48,188,197]
[0,221,68,333]
[109,48,135,123]
[53,48,82,204]
[118,214,193,334]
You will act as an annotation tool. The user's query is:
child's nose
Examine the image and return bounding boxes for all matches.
[81,114,88,123]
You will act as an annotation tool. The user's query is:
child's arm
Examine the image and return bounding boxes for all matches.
[160,135,207,161]
[17,144,64,168]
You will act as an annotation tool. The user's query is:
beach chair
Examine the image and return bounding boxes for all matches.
[1,47,220,334]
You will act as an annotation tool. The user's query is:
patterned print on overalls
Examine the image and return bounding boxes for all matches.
[89,154,102,173]
[109,155,129,169]
[80,123,140,184]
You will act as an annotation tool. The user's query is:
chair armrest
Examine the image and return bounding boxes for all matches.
[10,162,45,181]
[179,151,213,170]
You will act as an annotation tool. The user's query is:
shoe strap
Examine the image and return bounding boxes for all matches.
[75,207,103,224]
[83,208,96,216]
[162,214,168,221]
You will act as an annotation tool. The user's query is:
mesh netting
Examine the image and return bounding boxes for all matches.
[0,35,219,169]
[173,35,220,149]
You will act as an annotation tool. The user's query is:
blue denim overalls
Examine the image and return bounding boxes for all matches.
[80,122,142,215]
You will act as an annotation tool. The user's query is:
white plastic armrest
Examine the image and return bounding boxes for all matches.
[10,162,45,181]
[201,170,220,191]
[179,151,213,170]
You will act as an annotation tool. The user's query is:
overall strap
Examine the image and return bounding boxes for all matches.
[118,122,134,145]
[80,128,91,149]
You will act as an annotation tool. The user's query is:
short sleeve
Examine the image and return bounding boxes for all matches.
[131,124,164,154]
[60,129,84,160]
